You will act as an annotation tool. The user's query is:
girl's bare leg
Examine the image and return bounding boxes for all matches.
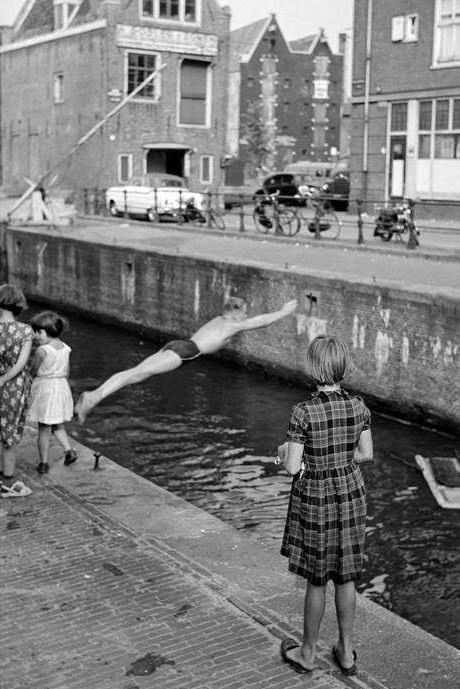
[284,582,326,670]
[334,581,356,668]
[2,445,17,481]
[52,423,71,452]
[75,350,182,423]
[37,423,52,465]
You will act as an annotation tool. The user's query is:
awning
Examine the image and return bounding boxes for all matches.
[142,143,192,150]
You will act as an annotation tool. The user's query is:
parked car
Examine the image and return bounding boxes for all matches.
[106,173,205,222]
[253,172,310,206]
[320,172,350,211]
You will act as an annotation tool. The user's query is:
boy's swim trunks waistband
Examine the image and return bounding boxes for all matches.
[162,339,201,361]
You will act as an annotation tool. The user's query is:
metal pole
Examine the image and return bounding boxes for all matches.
[406,199,419,249]
[238,194,245,232]
[357,199,364,244]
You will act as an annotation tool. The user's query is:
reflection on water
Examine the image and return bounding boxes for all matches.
[30,307,460,648]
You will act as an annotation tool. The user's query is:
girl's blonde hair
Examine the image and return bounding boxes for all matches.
[306,335,354,385]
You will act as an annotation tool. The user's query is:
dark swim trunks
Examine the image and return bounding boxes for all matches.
[162,339,201,361]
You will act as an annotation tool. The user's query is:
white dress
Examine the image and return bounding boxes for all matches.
[28,343,74,424]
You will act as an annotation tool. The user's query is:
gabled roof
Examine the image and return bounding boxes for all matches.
[289,28,333,55]
[230,16,270,67]
[289,34,316,53]
[13,0,97,40]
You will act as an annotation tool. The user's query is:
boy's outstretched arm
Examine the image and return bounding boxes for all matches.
[237,299,297,331]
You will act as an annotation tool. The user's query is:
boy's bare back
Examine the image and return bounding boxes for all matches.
[191,316,242,355]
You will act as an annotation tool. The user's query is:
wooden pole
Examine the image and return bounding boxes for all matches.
[7,64,166,221]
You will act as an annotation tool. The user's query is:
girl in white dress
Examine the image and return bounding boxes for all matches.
[28,311,77,474]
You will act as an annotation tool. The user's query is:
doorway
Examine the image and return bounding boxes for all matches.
[146,148,185,177]
[389,136,406,198]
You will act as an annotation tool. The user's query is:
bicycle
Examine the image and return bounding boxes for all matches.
[179,199,226,231]
[300,192,342,239]
[253,191,301,236]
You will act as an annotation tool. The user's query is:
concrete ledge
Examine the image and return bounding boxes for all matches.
[17,430,460,689]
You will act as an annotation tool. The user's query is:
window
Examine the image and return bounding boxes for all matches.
[53,74,64,103]
[436,99,449,129]
[391,102,408,131]
[435,0,460,64]
[200,155,213,183]
[118,154,133,183]
[313,79,329,99]
[179,59,209,126]
[418,101,432,159]
[283,78,291,89]
[314,56,330,77]
[314,103,327,123]
[141,0,197,23]
[391,14,419,42]
[313,127,326,148]
[418,97,460,159]
[53,1,79,30]
[127,52,159,99]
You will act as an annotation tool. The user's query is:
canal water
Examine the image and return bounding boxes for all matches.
[29,306,460,649]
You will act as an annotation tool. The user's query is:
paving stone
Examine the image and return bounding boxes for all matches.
[1,478,384,689]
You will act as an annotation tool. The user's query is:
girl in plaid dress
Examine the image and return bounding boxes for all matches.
[0,284,33,488]
[278,335,373,676]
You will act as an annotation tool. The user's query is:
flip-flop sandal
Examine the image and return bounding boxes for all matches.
[280,638,313,674]
[0,480,32,498]
[332,646,357,676]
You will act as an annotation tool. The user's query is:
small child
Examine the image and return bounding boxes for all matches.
[277,335,373,675]
[0,284,34,489]
[28,311,77,473]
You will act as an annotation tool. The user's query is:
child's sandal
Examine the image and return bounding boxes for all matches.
[64,449,78,466]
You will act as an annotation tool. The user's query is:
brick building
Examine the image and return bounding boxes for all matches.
[225,15,344,185]
[0,0,230,195]
[351,0,460,208]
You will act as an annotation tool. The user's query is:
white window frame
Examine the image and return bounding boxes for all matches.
[124,50,161,103]
[199,155,213,184]
[177,58,212,128]
[54,1,80,31]
[392,14,419,42]
[139,0,201,26]
[118,154,133,183]
[433,0,460,67]
[313,79,329,99]
[53,73,64,103]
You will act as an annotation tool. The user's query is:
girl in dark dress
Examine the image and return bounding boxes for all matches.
[277,335,373,676]
[0,285,33,487]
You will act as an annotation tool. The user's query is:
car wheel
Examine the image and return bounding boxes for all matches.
[109,201,119,217]
[146,208,159,223]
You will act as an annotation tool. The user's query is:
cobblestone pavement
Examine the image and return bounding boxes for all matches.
[1,470,387,689]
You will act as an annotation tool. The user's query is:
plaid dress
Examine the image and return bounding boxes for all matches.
[281,389,371,586]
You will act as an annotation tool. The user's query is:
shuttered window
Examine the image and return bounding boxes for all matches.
[179,60,209,125]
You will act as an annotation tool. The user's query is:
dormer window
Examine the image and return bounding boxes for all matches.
[141,0,199,24]
[54,1,80,30]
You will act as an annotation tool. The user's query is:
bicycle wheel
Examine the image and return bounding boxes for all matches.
[253,202,274,233]
[210,208,225,230]
[278,208,300,236]
[322,209,341,239]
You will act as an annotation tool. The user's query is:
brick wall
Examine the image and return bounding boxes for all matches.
[6,229,460,433]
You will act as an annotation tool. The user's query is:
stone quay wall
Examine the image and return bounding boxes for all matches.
[6,229,459,433]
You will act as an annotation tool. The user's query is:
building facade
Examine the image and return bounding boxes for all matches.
[226,16,344,185]
[351,0,460,208]
[0,0,230,195]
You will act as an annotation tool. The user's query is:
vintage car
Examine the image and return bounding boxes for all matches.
[106,173,205,222]
[252,172,310,206]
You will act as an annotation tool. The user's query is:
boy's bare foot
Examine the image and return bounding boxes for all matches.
[75,390,100,424]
